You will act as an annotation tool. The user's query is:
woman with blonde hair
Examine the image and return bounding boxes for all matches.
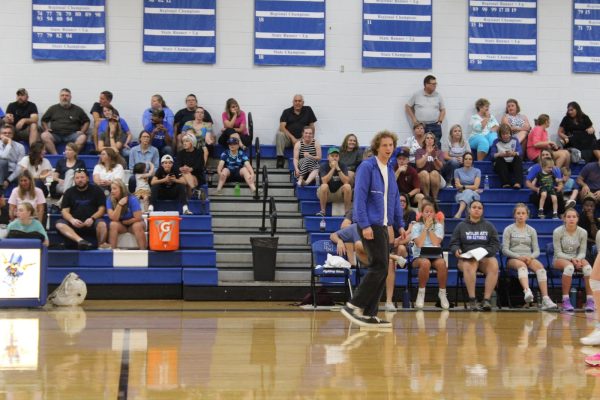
[415,131,444,200]
[106,179,146,250]
[469,98,499,160]
[7,202,49,247]
[442,124,470,186]
[93,147,124,193]
[8,170,46,223]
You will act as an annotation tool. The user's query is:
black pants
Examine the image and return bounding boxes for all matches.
[350,225,389,317]
[493,157,523,187]
[150,183,188,206]
[530,191,565,215]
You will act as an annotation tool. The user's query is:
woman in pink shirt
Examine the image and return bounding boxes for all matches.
[526,114,569,167]
[219,98,250,149]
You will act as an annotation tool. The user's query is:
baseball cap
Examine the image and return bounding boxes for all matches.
[328,147,340,155]
[227,137,239,144]
[396,147,410,158]
[161,154,174,163]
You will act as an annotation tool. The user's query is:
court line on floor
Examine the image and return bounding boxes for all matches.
[117,329,130,400]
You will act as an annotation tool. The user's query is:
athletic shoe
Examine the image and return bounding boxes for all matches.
[552,212,559,219]
[340,305,370,327]
[585,298,596,312]
[77,240,93,250]
[182,206,193,215]
[276,156,284,169]
[315,210,325,217]
[384,302,397,312]
[565,199,576,209]
[415,288,425,309]
[524,288,534,304]
[481,299,492,312]
[98,243,112,250]
[467,298,479,311]
[581,329,600,346]
[562,297,575,312]
[537,209,545,219]
[359,316,392,329]
[438,289,450,310]
[147,205,154,213]
[541,296,558,311]
[389,254,407,268]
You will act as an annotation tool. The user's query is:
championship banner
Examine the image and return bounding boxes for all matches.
[573,0,600,73]
[32,0,106,61]
[468,1,537,71]
[254,0,326,66]
[143,0,216,64]
[362,0,432,70]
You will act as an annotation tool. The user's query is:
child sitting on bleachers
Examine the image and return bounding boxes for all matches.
[133,162,153,213]
[561,166,579,209]
[532,158,559,219]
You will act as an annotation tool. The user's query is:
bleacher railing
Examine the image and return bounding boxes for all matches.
[259,165,277,236]
[254,136,261,200]
[247,112,254,164]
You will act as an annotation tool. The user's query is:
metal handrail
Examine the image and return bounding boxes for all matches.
[247,112,254,164]
[259,165,278,235]
[254,136,261,200]
[268,196,277,237]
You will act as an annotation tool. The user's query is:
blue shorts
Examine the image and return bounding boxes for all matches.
[336,224,360,243]
[52,131,85,144]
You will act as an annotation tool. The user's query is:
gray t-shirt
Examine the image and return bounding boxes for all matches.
[454,167,481,185]
[502,223,540,259]
[407,90,444,124]
[553,225,587,261]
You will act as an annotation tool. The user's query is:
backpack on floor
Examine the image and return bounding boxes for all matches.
[47,273,87,306]
[297,287,335,306]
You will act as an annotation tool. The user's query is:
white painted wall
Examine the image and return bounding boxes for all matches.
[1,0,598,146]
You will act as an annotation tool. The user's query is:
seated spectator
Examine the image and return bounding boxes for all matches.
[148,154,192,215]
[500,98,531,145]
[339,133,362,185]
[219,98,250,149]
[526,114,569,168]
[316,147,351,217]
[107,179,146,250]
[394,147,423,207]
[8,171,45,222]
[577,158,600,203]
[449,200,500,311]
[558,101,596,163]
[293,126,321,186]
[128,130,160,172]
[7,203,48,246]
[141,94,175,127]
[173,93,213,136]
[578,197,600,264]
[55,169,108,250]
[502,203,557,309]
[453,152,481,219]
[442,124,470,187]
[3,88,39,146]
[330,223,366,269]
[525,149,566,217]
[402,122,426,164]
[276,94,317,168]
[89,90,112,150]
[553,208,594,312]
[531,158,560,219]
[144,109,174,157]
[17,142,52,195]
[132,162,153,212]
[181,106,213,163]
[468,98,499,160]
[50,142,85,199]
[97,105,132,159]
[93,148,125,194]
[0,124,26,192]
[490,123,523,189]
[41,88,89,154]
[416,195,445,224]
[415,131,444,200]
[561,166,579,208]
[215,137,256,196]
[176,133,206,198]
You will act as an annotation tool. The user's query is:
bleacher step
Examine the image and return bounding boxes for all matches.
[212,215,305,229]
[210,201,298,213]
[218,270,310,282]
[216,249,311,264]
[214,233,309,246]
[210,187,295,197]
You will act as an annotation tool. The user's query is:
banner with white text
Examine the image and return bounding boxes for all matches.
[573,0,600,73]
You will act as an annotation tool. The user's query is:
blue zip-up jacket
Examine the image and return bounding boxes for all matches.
[353,156,403,231]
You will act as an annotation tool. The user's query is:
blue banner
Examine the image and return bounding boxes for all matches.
[573,1,600,73]
[143,0,216,64]
[468,1,537,71]
[254,0,326,66]
[362,0,432,70]
[32,0,106,61]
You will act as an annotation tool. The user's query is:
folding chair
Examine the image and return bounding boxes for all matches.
[545,242,584,296]
[310,240,354,307]
[455,252,502,309]
[498,255,539,308]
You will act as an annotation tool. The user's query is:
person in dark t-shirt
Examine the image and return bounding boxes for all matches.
[4,88,39,146]
[275,94,317,167]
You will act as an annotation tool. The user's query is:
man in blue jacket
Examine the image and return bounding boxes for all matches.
[341,130,403,328]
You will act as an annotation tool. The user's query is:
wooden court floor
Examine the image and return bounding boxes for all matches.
[1,301,600,399]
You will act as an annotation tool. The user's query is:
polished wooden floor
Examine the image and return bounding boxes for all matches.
[1,301,600,399]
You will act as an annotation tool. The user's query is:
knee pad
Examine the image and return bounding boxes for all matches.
[583,264,593,277]
[536,268,547,283]
[563,264,575,277]
[590,279,600,292]
[517,267,528,280]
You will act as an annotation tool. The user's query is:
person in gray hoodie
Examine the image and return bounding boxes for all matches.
[449,200,500,311]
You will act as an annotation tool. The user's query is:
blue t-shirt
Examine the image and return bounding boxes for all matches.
[454,167,481,185]
[336,224,360,243]
[144,121,174,149]
[526,164,562,182]
[220,149,249,171]
[410,221,444,258]
[106,195,141,221]
[98,118,130,137]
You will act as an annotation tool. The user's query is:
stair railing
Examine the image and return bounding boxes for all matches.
[259,165,278,236]
[254,136,260,200]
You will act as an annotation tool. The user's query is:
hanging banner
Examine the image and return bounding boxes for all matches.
[254,0,326,66]
[468,1,537,71]
[362,0,432,70]
[573,0,600,73]
[143,0,216,64]
[32,0,106,61]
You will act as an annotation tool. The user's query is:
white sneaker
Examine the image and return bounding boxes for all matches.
[581,329,600,346]
[147,205,154,213]
[384,302,397,312]
[541,296,558,311]
[438,289,450,310]
[415,288,425,309]
[524,288,534,304]
[182,205,193,215]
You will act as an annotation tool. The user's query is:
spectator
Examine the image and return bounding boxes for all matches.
[525,149,566,218]
[7,203,48,247]
[578,197,600,264]
[339,133,362,185]
[55,169,108,250]
[453,152,482,220]
[577,158,600,203]
[394,147,423,207]
[173,94,213,135]
[293,126,321,186]
[141,94,175,128]
[399,192,417,229]
[97,105,132,159]
[3,88,39,146]
[107,179,146,250]
[531,158,559,219]
[410,201,450,309]
[219,98,250,149]
[132,162,153,213]
[561,166,579,208]
[402,121,426,164]
[552,208,594,312]
[330,223,366,270]
[128,130,160,173]
[8,171,46,223]
[502,203,557,309]
[17,142,52,195]
[558,101,596,163]
[144,109,174,157]
[405,75,445,148]
[0,124,26,192]
[176,133,206,198]
[415,131,444,200]
[526,114,569,168]
[41,88,89,154]
[215,137,256,196]
[276,94,317,168]
[50,142,86,200]
[468,98,499,160]
[316,147,352,217]
[490,123,523,189]
[89,90,112,150]
[500,98,531,145]
[181,106,213,163]
[93,148,125,194]
[148,154,192,215]
[449,200,500,311]
[417,195,445,224]
[442,124,470,187]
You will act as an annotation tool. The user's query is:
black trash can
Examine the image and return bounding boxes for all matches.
[250,237,278,281]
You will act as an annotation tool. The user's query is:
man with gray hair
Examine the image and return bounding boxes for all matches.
[276,94,317,168]
[0,124,26,191]
[41,88,89,154]
[3,88,39,146]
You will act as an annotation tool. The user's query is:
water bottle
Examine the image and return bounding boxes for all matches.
[403,288,411,309]
[234,182,241,196]
[536,291,542,308]
[319,217,326,232]
[490,290,497,308]
[315,174,320,187]
[484,175,490,190]
[569,287,578,309]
